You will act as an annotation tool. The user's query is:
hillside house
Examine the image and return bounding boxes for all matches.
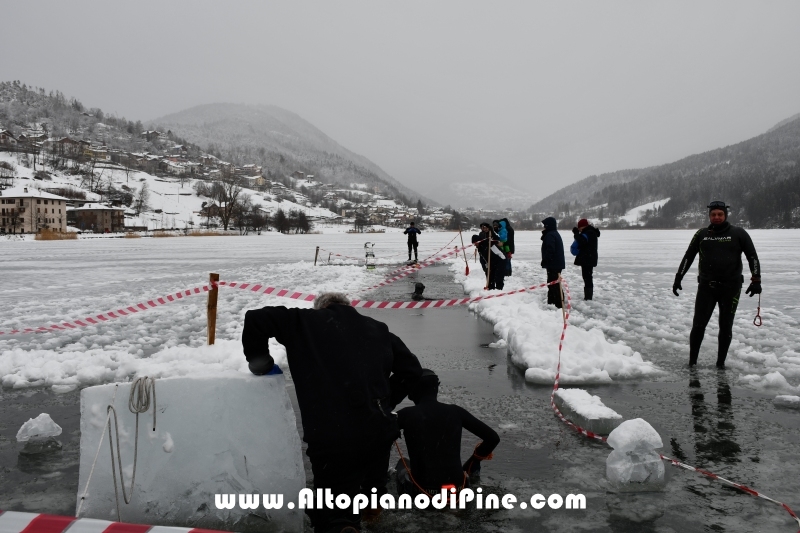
[0,130,17,146]
[68,203,125,233]
[0,186,69,234]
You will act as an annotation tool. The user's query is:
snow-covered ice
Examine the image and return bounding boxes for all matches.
[1,229,799,394]
[77,373,304,532]
[454,258,662,385]
[552,388,622,434]
[16,413,62,442]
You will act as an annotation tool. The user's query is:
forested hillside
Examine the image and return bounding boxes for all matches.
[149,103,425,205]
[531,114,800,228]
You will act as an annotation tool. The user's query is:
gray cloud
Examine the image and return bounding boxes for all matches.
[2,0,799,198]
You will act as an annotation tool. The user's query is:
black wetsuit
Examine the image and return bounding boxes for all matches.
[397,399,499,491]
[676,222,760,365]
[242,305,422,533]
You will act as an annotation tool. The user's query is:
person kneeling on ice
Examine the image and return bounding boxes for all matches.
[242,292,423,533]
[672,201,761,368]
[395,369,500,496]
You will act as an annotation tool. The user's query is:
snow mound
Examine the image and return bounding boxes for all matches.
[738,371,800,394]
[453,262,662,385]
[607,418,663,453]
[16,413,63,442]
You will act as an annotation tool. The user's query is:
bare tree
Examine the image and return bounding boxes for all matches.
[134,182,150,215]
[214,170,243,231]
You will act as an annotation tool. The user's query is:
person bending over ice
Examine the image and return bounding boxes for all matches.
[395,369,500,495]
[242,292,422,533]
[672,201,761,368]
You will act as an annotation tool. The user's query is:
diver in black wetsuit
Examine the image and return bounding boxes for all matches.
[672,201,762,368]
[396,369,500,494]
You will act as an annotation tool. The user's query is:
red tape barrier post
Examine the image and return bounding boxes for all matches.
[549,278,800,531]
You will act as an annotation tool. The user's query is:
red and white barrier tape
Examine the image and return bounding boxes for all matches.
[218,279,560,309]
[0,277,555,337]
[0,286,211,336]
[382,234,475,279]
[0,510,225,533]
[358,241,479,294]
[548,279,800,530]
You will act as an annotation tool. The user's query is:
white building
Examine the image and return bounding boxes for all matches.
[0,186,70,234]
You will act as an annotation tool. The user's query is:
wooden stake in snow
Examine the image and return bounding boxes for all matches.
[207,272,219,345]
[458,229,470,276]
[314,246,320,266]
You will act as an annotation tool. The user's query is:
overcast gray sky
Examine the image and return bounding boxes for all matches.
[3,1,799,198]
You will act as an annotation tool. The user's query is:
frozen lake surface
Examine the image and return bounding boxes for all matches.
[1,230,799,531]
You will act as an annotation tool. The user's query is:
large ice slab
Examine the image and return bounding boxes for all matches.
[77,372,305,532]
[606,418,665,491]
[553,388,623,435]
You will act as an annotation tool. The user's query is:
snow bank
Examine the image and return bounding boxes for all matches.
[738,371,800,394]
[453,261,662,384]
[0,259,369,390]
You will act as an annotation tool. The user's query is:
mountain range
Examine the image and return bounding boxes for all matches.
[149,103,427,205]
[530,113,800,228]
[389,159,537,210]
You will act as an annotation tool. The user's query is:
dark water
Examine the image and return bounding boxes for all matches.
[1,265,799,533]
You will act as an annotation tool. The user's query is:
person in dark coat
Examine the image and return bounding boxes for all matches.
[541,217,565,308]
[672,201,761,368]
[473,223,505,289]
[500,218,515,276]
[570,218,600,300]
[396,369,500,495]
[242,292,423,533]
[403,221,422,262]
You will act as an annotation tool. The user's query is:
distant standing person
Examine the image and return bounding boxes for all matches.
[541,217,565,309]
[404,221,422,263]
[672,201,761,368]
[473,223,492,275]
[570,218,600,300]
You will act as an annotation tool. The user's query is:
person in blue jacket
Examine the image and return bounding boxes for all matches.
[570,218,600,300]
[541,217,565,309]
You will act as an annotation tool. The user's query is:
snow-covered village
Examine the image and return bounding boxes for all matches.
[2,3,800,533]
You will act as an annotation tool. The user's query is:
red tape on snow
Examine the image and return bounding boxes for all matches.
[0,286,211,336]
[548,279,800,530]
